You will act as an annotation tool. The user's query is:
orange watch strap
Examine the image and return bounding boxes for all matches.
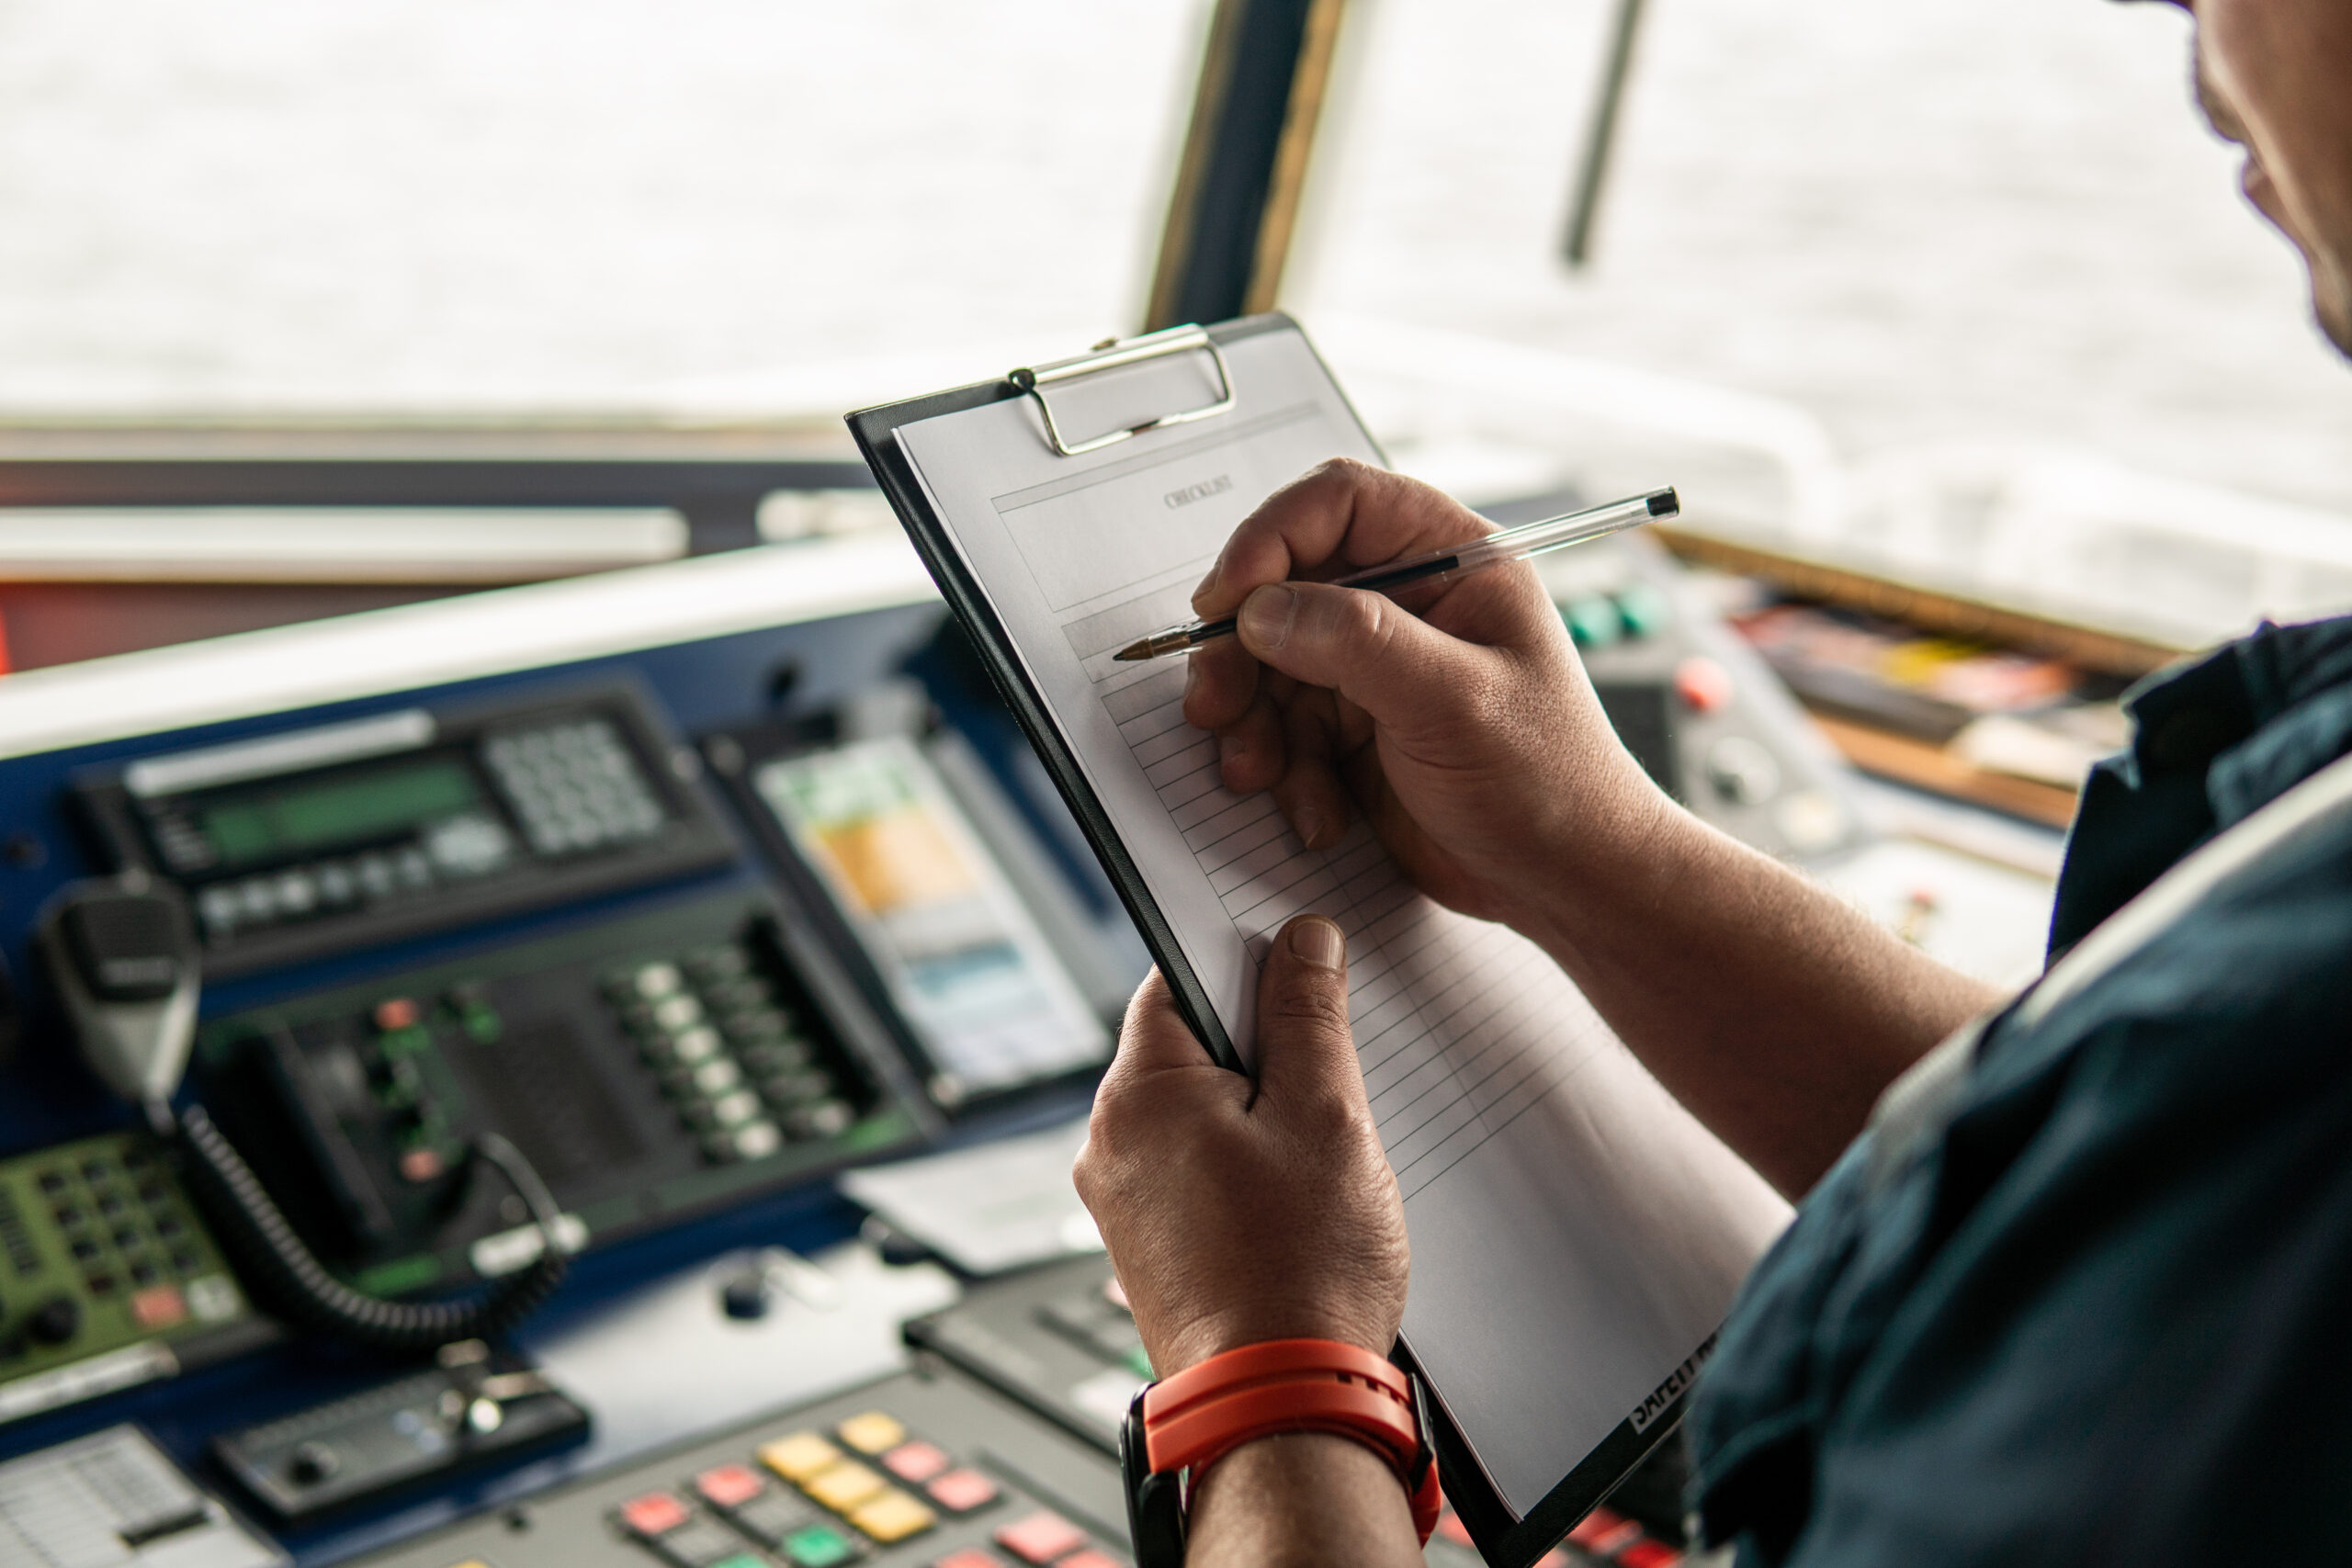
[1138,1338,1439,1544]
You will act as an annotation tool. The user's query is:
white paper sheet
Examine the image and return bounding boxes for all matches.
[891,323,1791,1515]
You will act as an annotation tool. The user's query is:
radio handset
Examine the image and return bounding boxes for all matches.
[38,877,571,1354]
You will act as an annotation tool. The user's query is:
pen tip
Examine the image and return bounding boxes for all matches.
[1647,488,1679,517]
[1114,641,1148,661]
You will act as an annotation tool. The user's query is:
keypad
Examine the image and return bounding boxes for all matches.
[17,1147,235,1331]
[484,717,666,857]
[614,1406,1122,1568]
[605,942,859,1167]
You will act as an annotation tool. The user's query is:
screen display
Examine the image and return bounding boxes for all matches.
[755,737,1108,1102]
[193,757,486,870]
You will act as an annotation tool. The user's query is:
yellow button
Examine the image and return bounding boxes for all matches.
[802,1460,888,1513]
[848,1489,936,1543]
[835,1410,906,1456]
[445,1561,493,1568]
[758,1431,842,1483]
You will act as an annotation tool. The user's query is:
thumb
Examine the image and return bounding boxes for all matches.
[1253,915,1366,1108]
[1235,580,1490,740]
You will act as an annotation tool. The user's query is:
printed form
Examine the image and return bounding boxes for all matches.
[893,326,1790,1514]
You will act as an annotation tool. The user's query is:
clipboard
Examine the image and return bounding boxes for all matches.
[848,314,1782,1567]
[848,316,1295,1076]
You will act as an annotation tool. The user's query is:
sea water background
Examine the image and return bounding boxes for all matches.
[1,0,2346,521]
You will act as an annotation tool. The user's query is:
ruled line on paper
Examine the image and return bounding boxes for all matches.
[1091,654,1589,1201]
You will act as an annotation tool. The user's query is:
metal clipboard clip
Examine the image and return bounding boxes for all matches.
[1009,324,1237,457]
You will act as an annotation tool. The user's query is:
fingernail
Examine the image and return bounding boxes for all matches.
[1182,654,1201,708]
[1288,916,1345,970]
[1238,585,1298,650]
[1218,732,1248,771]
[1293,805,1324,848]
[1192,558,1222,610]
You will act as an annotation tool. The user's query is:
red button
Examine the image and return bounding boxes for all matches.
[883,1439,952,1483]
[1673,655,1735,713]
[694,1464,764,1509]
[374,997,420,1032]
[933,1551,1007,1568]
[926,1468,1000,1514]
[1566,1506,1632,1550]
[618,1492,691,1537]
[1619,1541,1684,1567]
[1056,1552,1123,1568]
[994,1509,1089,1563]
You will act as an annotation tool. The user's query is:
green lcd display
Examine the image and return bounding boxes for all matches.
[196,757,482,869]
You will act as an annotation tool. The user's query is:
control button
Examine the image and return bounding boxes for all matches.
[729,1491,819,1547]
[618,1492,693,1538]
[130,1284,187,1329]
[709,1089,763,1129]
[288,1442,340,1485]
[650,1520,752,1568]
[836,1412,905,1455]
[1566,1508,1639,1554]
[374,998,421,1032]
[880,1441,950,1484]
[1056,1552,1124,1568]
[1561,595,1623,649]
[1673,655,1735,713]
[777,1524,861,1568]
[801,1460,887,1513]
[1612,580,1674,638]
[1618,1540,1684,1567]
[35,1169,66,1194]
[846,1489,935,1543]
[924,1469,999,1515]
[694,1464,766,1510]
[401,1148,446,1184]
[932,1551,1007,1568]
[691,1058,744,1096]
[709,1556,766,1568]
[28,1296,80,1343]
[720,1269,772,1320]
[784,1101,854,1140]
[634,963,684,1000]
[654,995,706,1032]
[731,1122,784,1161]
[1705,736,1781,806]
[51,1202,82,1228]
[993,1510,1088,1564]
[758,1432,843,1483]
[671,1027,724,1065]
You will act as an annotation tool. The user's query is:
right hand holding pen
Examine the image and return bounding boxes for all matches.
[1184,457,1669,938]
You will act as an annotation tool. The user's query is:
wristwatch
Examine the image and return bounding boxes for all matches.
[1119,1337,1442,1566]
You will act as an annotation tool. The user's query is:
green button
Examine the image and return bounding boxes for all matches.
[1124,1347,1154,1379]
[1612,581,1673,638]
[1562,595,1623,648]
[463,1008,503,1043]
[782,1525,859,1567]
[713,1556,767,1568]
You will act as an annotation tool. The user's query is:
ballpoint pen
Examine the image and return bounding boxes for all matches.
[1113,487,1679,661]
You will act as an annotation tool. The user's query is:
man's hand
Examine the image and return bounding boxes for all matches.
[1183,457,1668,940]
[1073,914,1408,1377]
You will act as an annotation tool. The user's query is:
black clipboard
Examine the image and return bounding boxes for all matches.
[847,313,1691,1568]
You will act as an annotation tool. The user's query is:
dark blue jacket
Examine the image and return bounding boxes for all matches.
[1690,615,2352,1564]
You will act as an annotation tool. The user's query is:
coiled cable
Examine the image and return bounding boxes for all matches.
[165,1100,569,1354]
